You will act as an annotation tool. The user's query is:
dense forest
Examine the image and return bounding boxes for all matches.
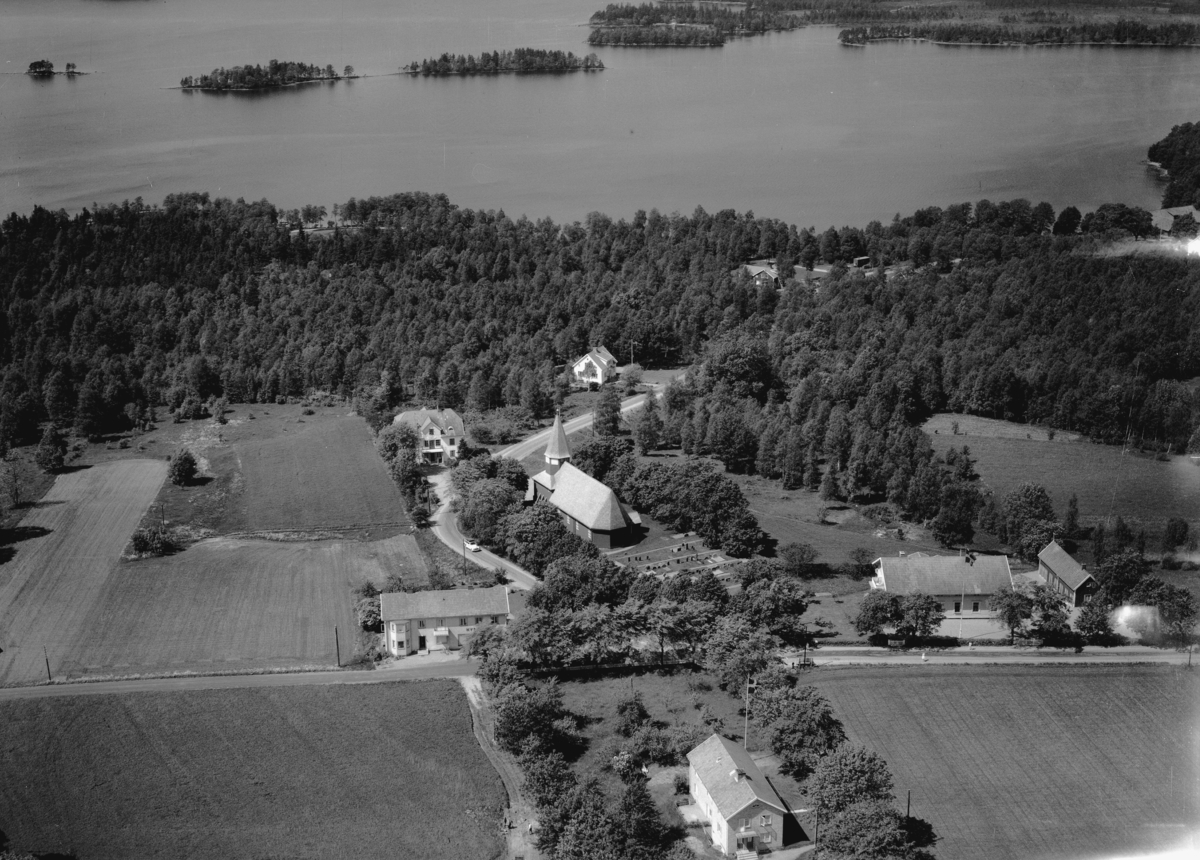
[403,50,603,76]
[179,60,345,91]
[588,26,726,46]
[839,18,1200,46]
[1,164,1198,523]
[1149,121,1200,208]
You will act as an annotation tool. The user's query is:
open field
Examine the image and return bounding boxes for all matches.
[924,414,1200,538]
[808,665,1200,860]
[112,403,410,542]
[0,681,506,860]
[0,461,166,687]
[58,533,426,679]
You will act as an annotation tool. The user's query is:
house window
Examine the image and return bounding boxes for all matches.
[491,616,499,624]
[459,617,467,626]
[760,814,772,826]
[475,616,483,624]
[953,602,961,613]
[739,817,749,829]
[972,601,980,612]
[418,620,426,628]
[761,834,773,844]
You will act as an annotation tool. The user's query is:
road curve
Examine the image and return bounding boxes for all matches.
[429,388,657,590]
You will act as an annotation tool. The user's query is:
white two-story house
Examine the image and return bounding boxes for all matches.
[393,408,465,464]
[380,585,525,657]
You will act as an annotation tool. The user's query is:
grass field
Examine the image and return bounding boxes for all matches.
[923,414,1200,541]
[0,681,506,860]
[808,665,1199,860]
[0,461,167,687]
[57,533,427,679]
[131,404,411,540]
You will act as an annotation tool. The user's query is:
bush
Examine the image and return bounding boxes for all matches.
[356,595,381,632]
[673,772,689,796]
[130,526,177,557]
[168,448,198,485]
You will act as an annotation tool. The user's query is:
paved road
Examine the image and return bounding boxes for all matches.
[429,387,659,589]
[0,657,479,701]
[801,645,1194,667]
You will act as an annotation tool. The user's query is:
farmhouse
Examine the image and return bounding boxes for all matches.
[528,413,639,549]
[686,733,796,856]
[742,262,780,289]
[870,551,1014,616]
[1150,204,1200,233]
[1037,540,1099,607]
[393,408,464,464]
[570,346,617,386]
[381,584,524,657]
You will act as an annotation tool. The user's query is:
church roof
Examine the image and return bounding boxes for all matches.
[547,462,632,532]
[545,412,571,461]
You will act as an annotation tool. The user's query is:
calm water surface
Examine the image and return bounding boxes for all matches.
[2,0,1198,225]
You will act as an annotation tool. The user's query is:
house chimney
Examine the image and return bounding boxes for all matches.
[731,768,745,782]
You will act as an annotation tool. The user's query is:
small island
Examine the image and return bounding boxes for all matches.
[587,2,806,47]
[26,60,84,76]
[403,49,603,76]
[588,26,726,47]
[179,60,352,91]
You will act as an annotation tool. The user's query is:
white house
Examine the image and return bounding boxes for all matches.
[687,734,793,857]
[393,408,465,464]
[380,585,525,657]
[570,346,617,386]
[870,551,1014,616]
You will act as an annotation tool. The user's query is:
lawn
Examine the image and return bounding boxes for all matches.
[807,664,1199,860]
[923,414,1200,543]
[0,681,506,860]
[57,533,427,679]
[0,461,167,687]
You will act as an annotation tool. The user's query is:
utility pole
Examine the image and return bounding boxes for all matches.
[906,789,911,819]
[743,675,753,748]
[43,645,51,682]
[334,626,340,667]
[462,538,467,578]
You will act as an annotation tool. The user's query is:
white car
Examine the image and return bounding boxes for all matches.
[464,539,481,552]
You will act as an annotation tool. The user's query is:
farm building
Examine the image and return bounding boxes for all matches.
[1150,204,1200,233]
[381,585,524,657]
[393,408,464,464]
[870,551,1014,616]
[1037,540,1099,607]
[686,734,799,856]
[570,346,617,385]
[527,412,639,549]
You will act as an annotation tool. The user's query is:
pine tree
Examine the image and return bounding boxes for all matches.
[633,391,663,455]
[820,461,841,501]
[35,425,67,473]
[595,383,622,437]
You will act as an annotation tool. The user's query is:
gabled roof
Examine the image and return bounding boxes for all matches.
[1151,205,1200,232]
[873,553,1013,596]
[545,412,571,461]
[393,408,464,436]
[548,462,632,532]
[1037,540,1094,591]
[573,347,616,370]
[380,585,512,622]
[687,734,786,821]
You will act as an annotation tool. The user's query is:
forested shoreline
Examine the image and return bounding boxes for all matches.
[1149,121,1200,208]
[179,60,347,91]
[839,19,1200,47]
[403,50,603,76]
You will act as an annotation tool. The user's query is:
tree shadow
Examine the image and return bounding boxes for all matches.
[187,476,215,487]
[0,526,52,547]
[55,464,92,474]
[23,500,65,510]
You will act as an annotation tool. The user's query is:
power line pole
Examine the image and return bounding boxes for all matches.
[43,645,51,683]
[334,626,340,667]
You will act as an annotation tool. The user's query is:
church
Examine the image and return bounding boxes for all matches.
[527,413,640,550]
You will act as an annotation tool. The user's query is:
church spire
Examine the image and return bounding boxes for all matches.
[545,411,571,469]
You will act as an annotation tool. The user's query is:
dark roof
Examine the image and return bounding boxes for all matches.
[874,553,1012,596]
[380,585,512,621]
[1037,541,1095,591]
[686,734,786,820]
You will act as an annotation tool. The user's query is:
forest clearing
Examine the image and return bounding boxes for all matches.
[808,664,1199,860]
[0,681,505,860]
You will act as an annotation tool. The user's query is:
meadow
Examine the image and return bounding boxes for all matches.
[0,461,167,687]
[923,413,1200,540]
[808,664,1199,860]
[0,681,506,860]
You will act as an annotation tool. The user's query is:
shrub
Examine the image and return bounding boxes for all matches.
[355,595,381,632]
[168,448,198,485]
[35,425,67,473]
[130,526,176,557]
[615,691,651,737]
[673,772,689,796]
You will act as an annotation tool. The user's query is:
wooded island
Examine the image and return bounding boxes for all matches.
[26,60,82,76]
[840,18,1200,46]
[179,60,351,91]
[403,49,603,76]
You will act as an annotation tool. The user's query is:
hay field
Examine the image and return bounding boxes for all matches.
[923,414,1200,532]
[809,665,1199,860]
[0,681,505,860]
[0,461,166,687]
[59,533,427,679]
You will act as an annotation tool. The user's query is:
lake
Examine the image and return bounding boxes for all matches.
[3,0,1199,226]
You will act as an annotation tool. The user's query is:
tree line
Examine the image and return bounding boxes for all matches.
[587,26,727,46]
[179,60,346,90]
[403,50,603,76]
[839,19,1200,46]
[1148,120,1200,209]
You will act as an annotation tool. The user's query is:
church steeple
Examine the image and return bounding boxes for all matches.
[545,411,571,471]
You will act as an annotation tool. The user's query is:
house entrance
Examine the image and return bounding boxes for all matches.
[418,635,426,650]
[736,833,756,852]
